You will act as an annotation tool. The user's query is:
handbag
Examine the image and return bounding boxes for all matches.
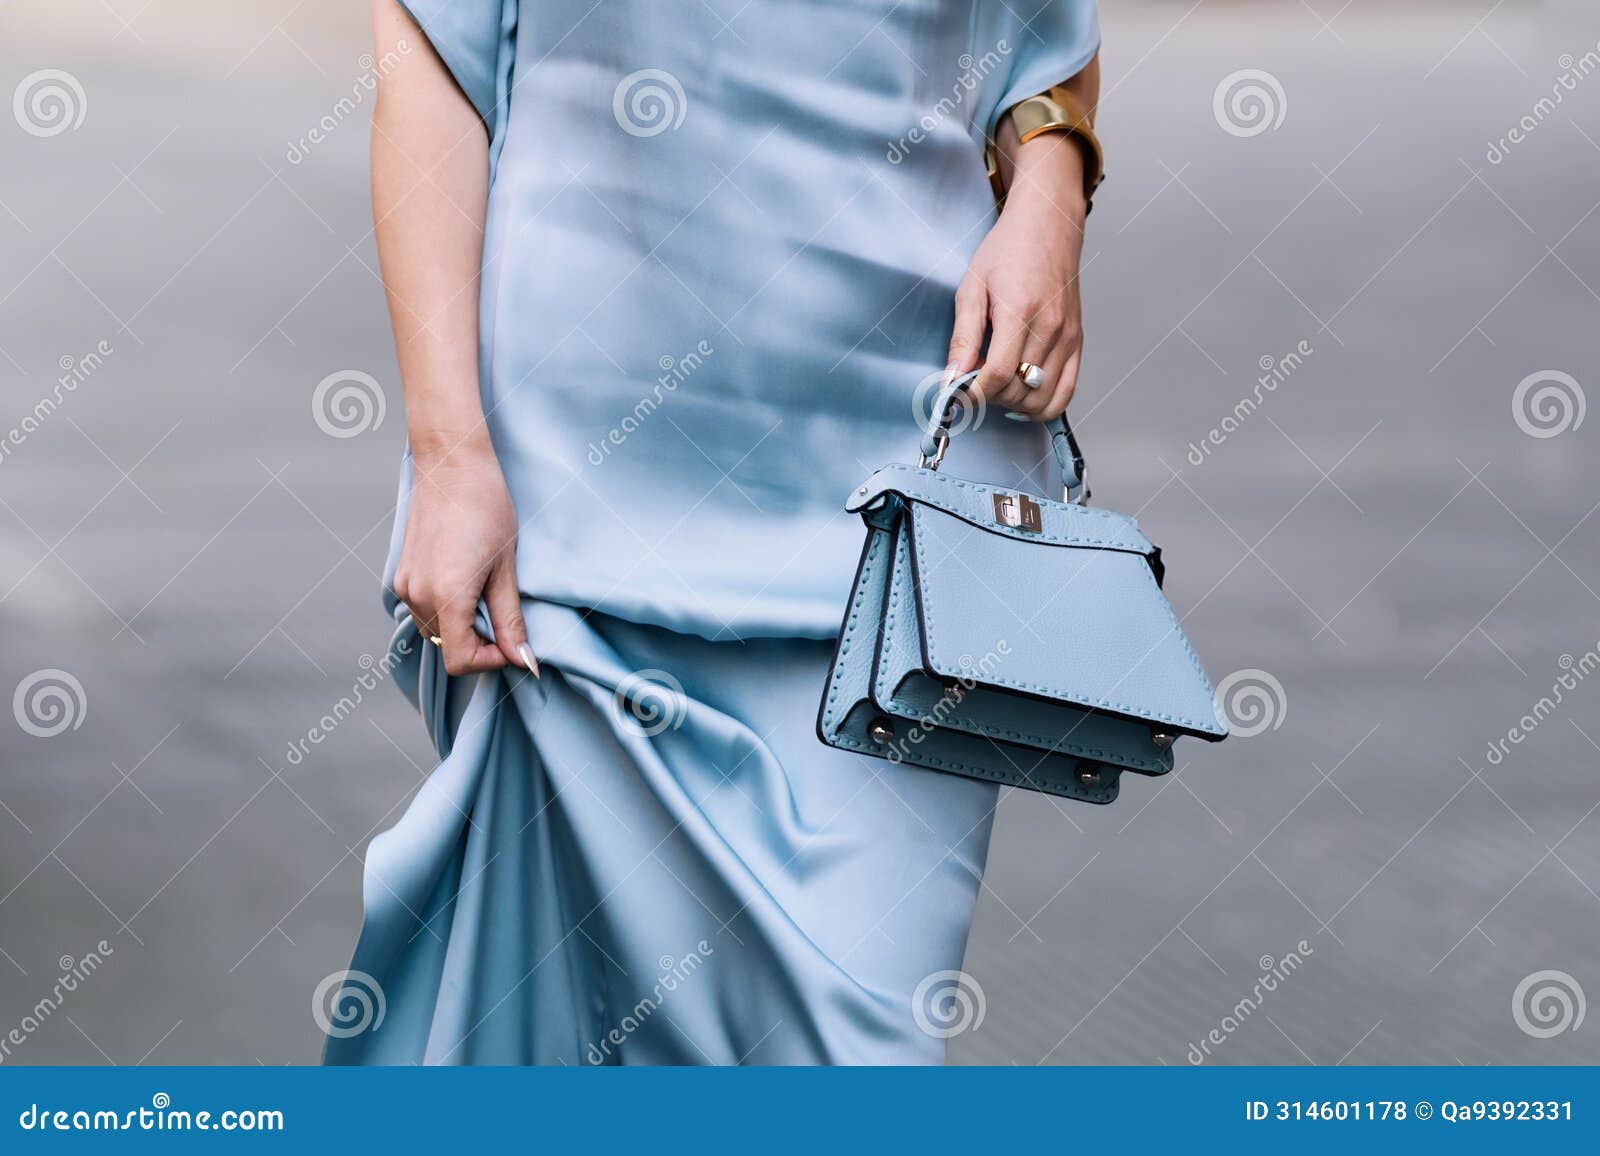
[816,371,1228,804]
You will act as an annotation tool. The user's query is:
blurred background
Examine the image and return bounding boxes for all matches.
[2,0,1598,1064]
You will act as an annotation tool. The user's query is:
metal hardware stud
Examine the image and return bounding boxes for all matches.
[1076,768,1101,787]
[1151,731,1175,749]
[867,717,895,745]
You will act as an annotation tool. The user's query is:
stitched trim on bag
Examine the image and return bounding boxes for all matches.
[870,526,914,709]
[820,529,889,735]
[825,542,1118,801]
[850,464,1152,552]
[884,680,1170,773]
[824,726,1117,802]
[874,556,1168,769]
[908,510,1223,733]
[866,534,1145,771]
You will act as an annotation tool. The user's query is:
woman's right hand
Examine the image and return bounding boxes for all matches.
[392,437,537,677]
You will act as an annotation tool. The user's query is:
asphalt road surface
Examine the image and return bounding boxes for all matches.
[2,1,1598,1064]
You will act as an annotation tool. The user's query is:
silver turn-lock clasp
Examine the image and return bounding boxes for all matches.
[992,491,1043,532]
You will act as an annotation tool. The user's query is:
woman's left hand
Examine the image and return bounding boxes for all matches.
[947,132,1089,422]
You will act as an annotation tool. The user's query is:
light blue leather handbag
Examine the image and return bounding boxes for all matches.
[817,372,1228,804]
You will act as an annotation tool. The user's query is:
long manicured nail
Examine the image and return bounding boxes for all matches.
[517,642,540,678]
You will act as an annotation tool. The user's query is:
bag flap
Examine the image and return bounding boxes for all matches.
[871,518,1175,771]
[902,495,1227,739]
[847,463,1156,555]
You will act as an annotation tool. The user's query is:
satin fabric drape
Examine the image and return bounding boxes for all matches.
[325,602,997,1064]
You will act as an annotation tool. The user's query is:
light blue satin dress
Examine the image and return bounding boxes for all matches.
[328,0,1099,1064]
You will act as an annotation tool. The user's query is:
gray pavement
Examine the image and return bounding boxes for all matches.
[2,1,1598,1064]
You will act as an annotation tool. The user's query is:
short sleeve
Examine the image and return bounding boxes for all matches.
[972,0,1100,141]
[399,0,518,145]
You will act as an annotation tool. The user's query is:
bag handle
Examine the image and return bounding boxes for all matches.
[917,370,1088,505]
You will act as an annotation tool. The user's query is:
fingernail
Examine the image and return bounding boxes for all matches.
[517,642,540,679]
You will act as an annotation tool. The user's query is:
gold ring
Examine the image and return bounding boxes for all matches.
[1017,361,1045,389]
[429,635,444,647]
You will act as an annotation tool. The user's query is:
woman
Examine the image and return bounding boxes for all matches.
[328,0,1103,1064]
